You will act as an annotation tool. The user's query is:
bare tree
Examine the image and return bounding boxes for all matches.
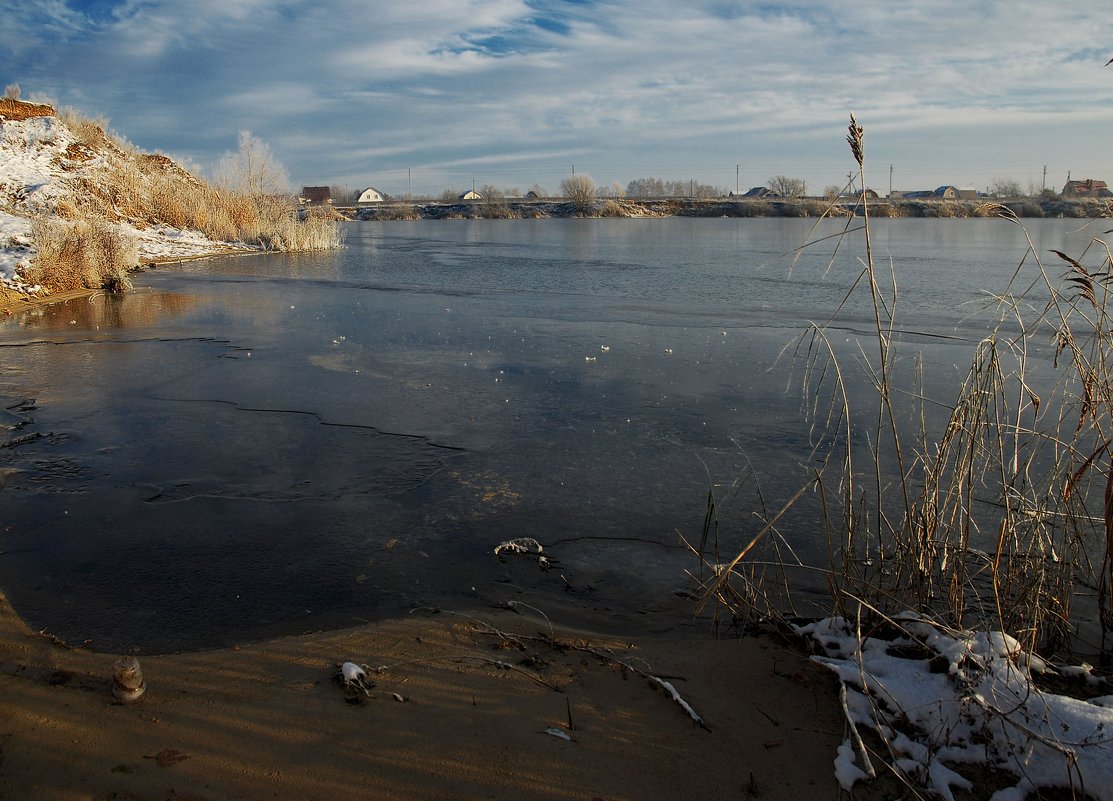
[480,184,505,204]
[4,83,21,100]
[329,185,356,205]
[627,177,665,197]
[823,185,842,200]
[768,176,807,197]
[529,183,549,198]
[990,178,1024,197]
[561,174,597,214]
[213,130,291,196]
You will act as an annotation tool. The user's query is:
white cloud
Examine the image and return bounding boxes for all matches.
[5,0,1113,192]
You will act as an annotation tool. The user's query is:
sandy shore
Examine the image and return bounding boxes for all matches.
[0,587,849,801]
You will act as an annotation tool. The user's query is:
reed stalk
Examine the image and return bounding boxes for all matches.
[699,115,1113,660]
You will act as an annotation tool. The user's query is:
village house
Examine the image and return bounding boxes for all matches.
[933,186,979,200]
[356,187,385,204]
[459,190,482,201]
[838,188,880,199]
[892,186,978,200]
[300,186,331,205]
[1062,178,1112,198]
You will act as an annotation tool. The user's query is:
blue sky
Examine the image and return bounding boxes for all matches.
[3,0,1111,196]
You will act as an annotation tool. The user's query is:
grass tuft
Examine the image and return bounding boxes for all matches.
[28,216,136,293]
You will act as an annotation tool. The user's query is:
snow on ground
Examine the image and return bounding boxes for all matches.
[798,614,1113,801]
[121,222,244,260]
[0,112,234,297]
[0,210,41,293]
[0,116,83,214]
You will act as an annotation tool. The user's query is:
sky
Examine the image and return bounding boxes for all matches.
[2,0,1112,197]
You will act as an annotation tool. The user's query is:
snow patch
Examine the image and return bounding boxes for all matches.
[798,615,1113,800]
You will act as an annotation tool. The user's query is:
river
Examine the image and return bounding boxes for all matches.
[0,217,1100,651]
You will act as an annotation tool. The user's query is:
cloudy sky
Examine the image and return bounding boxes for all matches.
[3,1,1111,197]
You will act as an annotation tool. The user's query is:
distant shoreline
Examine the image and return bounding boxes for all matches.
[2,197,1103,314]
[343,196,1109,221]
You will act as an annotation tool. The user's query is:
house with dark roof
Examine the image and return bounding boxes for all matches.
[301,186,331,205]
[1062,179,1111,198]
[932,186,979,200]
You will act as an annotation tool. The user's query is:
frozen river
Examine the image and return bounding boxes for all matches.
[0,217,1096,651]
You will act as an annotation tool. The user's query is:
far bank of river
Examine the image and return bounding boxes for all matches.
[344,195,1109,221]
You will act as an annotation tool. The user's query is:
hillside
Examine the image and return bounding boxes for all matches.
[0,98,338,300]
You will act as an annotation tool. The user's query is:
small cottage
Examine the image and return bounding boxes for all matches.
[1062,179,1111,198]
[840,188,880,199]
[459,190,482,201]
[932,186,978,200]
[357,187,385,204]
[301,186,331,205]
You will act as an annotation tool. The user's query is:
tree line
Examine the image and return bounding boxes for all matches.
[332,174,1056,205]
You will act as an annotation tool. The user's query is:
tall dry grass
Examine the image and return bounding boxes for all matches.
[29,107,341,293]
[28,216,136,292]
[696,115,1113,660]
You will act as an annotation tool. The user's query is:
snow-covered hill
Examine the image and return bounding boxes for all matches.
[0,99,255,297]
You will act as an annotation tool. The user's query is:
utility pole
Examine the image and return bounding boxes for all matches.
[1042,164,1047,192]
[889,164,893,197]
[571,164,575,176]
[408,167,412,199]
[847,171,854,193]
[736,164,739,195]
[690,179,694,198]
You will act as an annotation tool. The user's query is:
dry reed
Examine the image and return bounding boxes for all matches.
[29,216,136,292]
[698,115,1113,661]
[22,107,342,293]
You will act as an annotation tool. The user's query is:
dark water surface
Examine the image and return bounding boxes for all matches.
[0,218,1098,651]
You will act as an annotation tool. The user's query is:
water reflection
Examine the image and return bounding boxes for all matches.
[12,289,199,332]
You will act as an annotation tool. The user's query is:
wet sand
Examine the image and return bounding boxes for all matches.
[0,589,848,801]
